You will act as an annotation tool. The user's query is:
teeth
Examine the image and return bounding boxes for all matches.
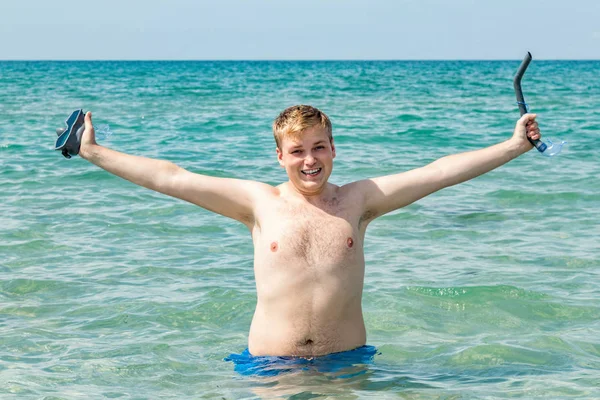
[302,168,321,176]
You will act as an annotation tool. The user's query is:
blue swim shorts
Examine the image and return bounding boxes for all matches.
[224,345,379,377]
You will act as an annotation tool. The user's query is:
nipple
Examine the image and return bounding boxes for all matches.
[270,241,278,252]
[347,237,354,248]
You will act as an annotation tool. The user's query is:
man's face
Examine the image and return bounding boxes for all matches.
[276,126,336,196]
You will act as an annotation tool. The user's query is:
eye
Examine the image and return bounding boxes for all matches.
[314,145,325,151]
[291,149,303,154]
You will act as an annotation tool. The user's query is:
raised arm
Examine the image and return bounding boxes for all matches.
[359,114,541,222]
[79,112,268,227]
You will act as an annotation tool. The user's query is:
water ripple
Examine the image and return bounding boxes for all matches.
[1,60,599,398]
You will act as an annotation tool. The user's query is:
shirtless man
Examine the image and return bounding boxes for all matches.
[79,105,541,357]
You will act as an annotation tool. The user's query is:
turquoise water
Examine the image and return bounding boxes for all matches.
[1,60,599,399]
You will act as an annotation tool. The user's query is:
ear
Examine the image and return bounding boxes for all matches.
[331,139,336,159]
[276,147,285,168]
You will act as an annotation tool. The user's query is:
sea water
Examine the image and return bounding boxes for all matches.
[1,60,599,399]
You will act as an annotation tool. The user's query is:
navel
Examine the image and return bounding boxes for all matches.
[347,237,354,248]
[270,241,279,252]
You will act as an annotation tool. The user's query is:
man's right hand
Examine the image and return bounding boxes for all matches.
[79,111,98,160]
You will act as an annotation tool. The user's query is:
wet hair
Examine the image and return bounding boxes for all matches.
[272,105,332,149]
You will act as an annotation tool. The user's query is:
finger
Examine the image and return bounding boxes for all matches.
[527,124,539,132]
[85,111,93,129]
[519,113,537,125]
[527,129,541,139]
[526,120,538,128]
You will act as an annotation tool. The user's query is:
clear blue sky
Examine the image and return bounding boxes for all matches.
[2,0,599,60]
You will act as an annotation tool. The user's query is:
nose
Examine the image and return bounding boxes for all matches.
[304,153,316,166]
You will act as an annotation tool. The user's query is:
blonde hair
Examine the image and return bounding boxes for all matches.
[272,105,332,149]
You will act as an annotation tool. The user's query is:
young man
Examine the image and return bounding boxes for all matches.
[79,105,541,358]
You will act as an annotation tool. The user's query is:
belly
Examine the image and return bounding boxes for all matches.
[250,257,366,356]
[248,302,366,356]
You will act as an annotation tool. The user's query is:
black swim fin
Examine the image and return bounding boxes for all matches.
[55,109,85,159]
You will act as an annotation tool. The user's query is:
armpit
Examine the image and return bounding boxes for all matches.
[236,211,255,226]
[359,209,378,227]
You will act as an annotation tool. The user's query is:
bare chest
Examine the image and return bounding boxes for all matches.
[257,201,360,267]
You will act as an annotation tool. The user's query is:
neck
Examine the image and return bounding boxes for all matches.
[285,182,333,203]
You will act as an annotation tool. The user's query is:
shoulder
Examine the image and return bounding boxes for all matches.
[336,180,376,221]
[241,180,281,203]
[248,179,280,194]
[338,179,377,199]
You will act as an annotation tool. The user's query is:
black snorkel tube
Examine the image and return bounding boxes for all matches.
[513,52,566,156]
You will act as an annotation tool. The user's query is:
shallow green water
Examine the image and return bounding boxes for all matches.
[1,60,599,399]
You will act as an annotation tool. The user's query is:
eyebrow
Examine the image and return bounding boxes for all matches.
[289,140,326,150]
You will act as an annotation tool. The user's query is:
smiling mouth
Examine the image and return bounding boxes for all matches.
[301,168,322,176]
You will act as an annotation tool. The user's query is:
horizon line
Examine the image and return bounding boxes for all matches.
[2,58,599,62]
